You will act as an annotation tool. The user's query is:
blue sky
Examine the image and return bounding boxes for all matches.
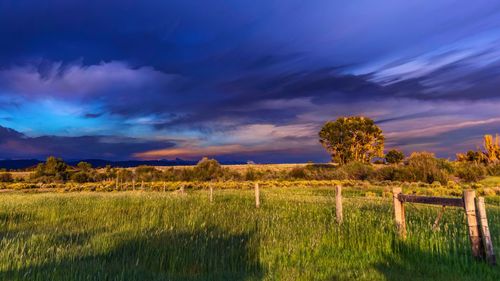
[0,0,499,162]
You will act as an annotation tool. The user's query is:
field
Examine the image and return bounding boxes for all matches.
[0,187,498,281]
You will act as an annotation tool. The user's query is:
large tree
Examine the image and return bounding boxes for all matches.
[319,116,384,164]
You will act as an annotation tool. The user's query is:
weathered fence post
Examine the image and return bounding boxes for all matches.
[476,197,496,265]
[132,179,135,191]
[392,187,406,238]
[336,185,343,224]
[463,190,482,259]
[255,182,260,208]
[209,185,214,203]
[141,180,144,190]
[163,182,166,192]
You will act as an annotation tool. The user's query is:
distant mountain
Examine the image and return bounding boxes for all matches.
[0,158,246,170]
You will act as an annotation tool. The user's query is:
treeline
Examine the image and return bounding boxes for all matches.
[1,154,499,185]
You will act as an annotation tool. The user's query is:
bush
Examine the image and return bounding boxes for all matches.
[403,152,450,184]
[0,172,13,182]
[135,166,162,181]
[385,149,405,164]
[340,162,374,180]
[192,158,223,181]
[456,163,487,183]
[486,163,500,176]
[288,167,307,179]
[71,171,93,183]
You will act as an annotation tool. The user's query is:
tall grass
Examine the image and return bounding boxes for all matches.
[0,188,498,280]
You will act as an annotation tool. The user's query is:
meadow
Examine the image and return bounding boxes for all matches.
[0,187,498,281]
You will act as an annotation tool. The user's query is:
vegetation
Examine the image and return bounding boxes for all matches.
[385,149,405,164]
[0,189,497,281]
[319,116,384,165]
[457,134,500,164]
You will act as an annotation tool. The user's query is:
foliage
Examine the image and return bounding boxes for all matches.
[319,116,384,165]
[32,156,70,182]
[456,163,487,183]
[456,134,500,164]
[405,152,451,184]
[456,150,486,164]
[0,172,13,182]
[192,157,223,181]
[71,161,97,183]
[135,166,162,181]
[385,149,405,164]
[483,134,500,163]
[339,161,374,180]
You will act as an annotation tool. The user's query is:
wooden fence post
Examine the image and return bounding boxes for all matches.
[476,197,496,265]
[463,190,483,259]
[163,182,166,192]
[255,182,260,208]
[132,179,135,191]
[336,185,343,224]
[393,187,406,238]
[210,185,214,203]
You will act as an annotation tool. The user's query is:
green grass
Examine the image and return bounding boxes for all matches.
[0,188,498,281]
[480,176,500,187]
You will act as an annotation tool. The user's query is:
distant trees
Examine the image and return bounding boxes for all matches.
[71,162,96,183]
[319,116,384,165]
[456,134,500,164]
[385,149,405,164]
[32,156,69,182]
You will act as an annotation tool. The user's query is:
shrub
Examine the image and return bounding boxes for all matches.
[340,162,374,180]
[486,163,500,176]
[135,166,162,181]
[405,152,450,184]
[456,163,487,183]
[192,158,223,181]
[71,171,93,183]
[288,167,307,179]
[385,149,405,164]
[0,172,13,182]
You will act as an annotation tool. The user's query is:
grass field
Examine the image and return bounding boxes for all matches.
[0,188,498,281]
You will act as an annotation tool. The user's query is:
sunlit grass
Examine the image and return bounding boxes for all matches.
[0,188,498,280]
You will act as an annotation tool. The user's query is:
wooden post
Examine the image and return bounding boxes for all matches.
[141,180,144,190]
[163,182,166,192]
[209,185,214,203]
[255,182,260,208]
[393,187,406,238]
[132,179,135,191]
[476,197,496,265]
[116,175,119,189]
[463,190,482,259]
[336,185,343,224]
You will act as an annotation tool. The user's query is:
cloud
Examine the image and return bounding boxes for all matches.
[0,126,175,160]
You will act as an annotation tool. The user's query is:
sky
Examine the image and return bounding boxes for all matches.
[0,0,500,162]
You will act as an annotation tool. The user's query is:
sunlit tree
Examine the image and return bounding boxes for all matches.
[319,116,384,165]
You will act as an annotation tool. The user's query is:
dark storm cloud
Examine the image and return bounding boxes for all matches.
[0,126,175,160]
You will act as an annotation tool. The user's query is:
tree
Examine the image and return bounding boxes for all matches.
[385,149,405,164]
[77,161,92,171]
[484,134,500,163]
[33,156,69,182]
[319,116,384,165]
